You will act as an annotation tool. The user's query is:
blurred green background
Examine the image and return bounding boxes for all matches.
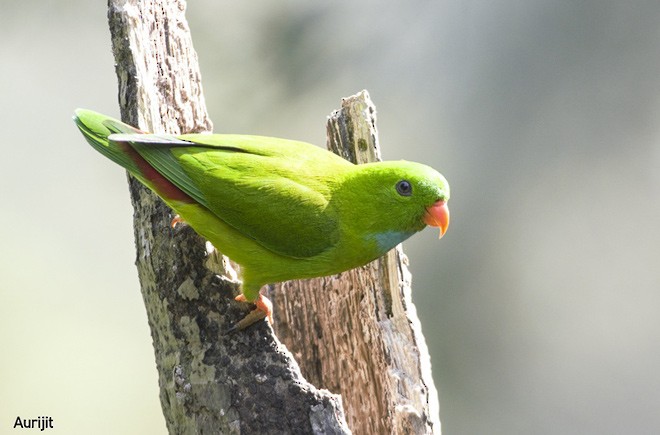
[2,1,660,434]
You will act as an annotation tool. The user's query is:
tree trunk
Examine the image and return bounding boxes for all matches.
[270,91,441,434]
[106,0,440,433]
[107,1,348,433]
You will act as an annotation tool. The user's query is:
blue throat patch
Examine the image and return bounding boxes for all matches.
[371,230,414,253]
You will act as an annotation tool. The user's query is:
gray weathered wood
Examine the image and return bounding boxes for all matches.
[107,0,349,433]
[269,91,441,434]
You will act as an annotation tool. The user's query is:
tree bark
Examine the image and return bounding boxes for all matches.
[106,1,440,434]
[107,1,348,433]
[270,91,441,434]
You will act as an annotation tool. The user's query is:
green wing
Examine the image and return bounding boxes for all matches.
[112,133,351,259]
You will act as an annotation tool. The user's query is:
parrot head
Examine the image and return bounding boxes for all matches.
[337,160,450,252]
[384,161,450,238]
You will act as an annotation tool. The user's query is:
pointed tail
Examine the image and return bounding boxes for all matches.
[73,109,146,177]
[74,109,196,205]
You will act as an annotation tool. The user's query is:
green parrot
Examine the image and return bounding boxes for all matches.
[74,109,450,329]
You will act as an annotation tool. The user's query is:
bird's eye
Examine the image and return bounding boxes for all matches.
[396,180,412,196]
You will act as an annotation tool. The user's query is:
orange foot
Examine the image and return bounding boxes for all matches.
[170,215,185,229]
[231,293,273,331]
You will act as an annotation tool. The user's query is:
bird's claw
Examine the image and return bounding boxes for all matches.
[171,215,185,229]
[228,293,273,333]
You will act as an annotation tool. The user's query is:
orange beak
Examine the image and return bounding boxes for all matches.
[424,200,450,239]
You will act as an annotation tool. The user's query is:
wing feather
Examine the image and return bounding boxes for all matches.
[114,133,350,258]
